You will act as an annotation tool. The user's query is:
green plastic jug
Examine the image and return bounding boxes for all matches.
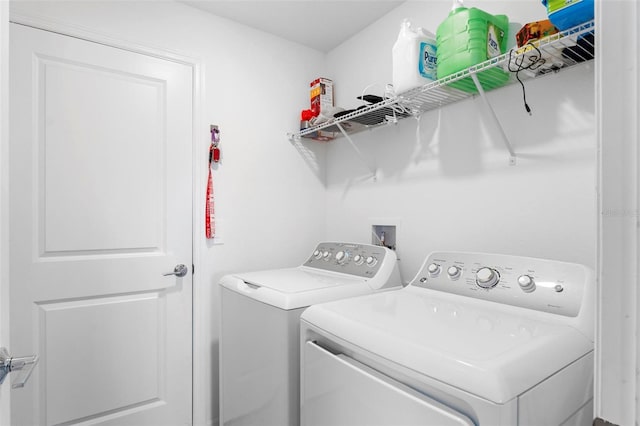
[436,0,509,93]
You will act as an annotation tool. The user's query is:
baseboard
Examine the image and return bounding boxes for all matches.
[593,418,619,426]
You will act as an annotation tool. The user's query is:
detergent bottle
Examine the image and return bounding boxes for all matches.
[392,19,437,95]
[542,0,594,31]
[436,0,510,93]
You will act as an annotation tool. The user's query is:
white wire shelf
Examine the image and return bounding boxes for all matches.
[287,20,595,143]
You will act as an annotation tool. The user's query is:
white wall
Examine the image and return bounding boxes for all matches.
[9,2,327,425]
[323,0,596,281]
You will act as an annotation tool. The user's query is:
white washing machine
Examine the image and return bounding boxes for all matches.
[219,242,401,426]
[300,251,595,426]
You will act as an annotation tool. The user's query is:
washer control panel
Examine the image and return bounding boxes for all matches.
[412,252,591,317]
[304,242,390,278]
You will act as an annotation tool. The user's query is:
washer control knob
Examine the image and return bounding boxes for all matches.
[365,256,378,267]
[427,263,441,277]
[335,251,349,264]
[447,266,461,280]
[476,267,499,289]
[313,249,322,259]
[518,275,536,293]
[322,251,331,261]
[353,254,364,265]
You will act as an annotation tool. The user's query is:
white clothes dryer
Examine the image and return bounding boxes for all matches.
[300,251,594,426]
[219,242,401,426]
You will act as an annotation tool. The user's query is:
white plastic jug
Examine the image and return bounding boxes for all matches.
[392,19,437,95]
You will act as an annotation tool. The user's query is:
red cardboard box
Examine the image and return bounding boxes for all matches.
[310,78,334,117]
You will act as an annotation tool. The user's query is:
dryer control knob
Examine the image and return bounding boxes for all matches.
[335,251,349,264]
[476,267,499,289]
[518,275,536,293]
[353,255,364,265]
[322,251,331,261]
[427,263,441,277]
[365,256,378,267]
[447,266,461,280]
[313,250,322,259]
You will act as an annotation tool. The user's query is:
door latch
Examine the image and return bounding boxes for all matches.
[162,264,189,278]
[0,347,39,389]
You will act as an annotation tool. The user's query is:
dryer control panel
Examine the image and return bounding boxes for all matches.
[412,252,593,318]
[303,242,392,279]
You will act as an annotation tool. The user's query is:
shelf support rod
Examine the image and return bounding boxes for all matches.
[470,72,516,165]
[335,122,377,181]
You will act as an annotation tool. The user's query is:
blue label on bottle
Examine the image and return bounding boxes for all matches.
[419,41,437,80]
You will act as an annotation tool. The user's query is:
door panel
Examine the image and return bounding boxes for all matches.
[10,24,192,426]
[41,56,164,254]
[42,295,162,426]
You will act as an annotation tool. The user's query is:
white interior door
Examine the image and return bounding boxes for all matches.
[9,23,193,426]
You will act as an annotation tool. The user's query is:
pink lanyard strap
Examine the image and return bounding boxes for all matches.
[206,127,220,239]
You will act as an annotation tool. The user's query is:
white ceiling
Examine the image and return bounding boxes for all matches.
[180,1,405,52]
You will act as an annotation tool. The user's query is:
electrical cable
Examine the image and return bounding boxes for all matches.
[507,42,546,115]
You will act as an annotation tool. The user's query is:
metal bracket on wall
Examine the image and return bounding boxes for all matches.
[470,72,517,165]
[287,127,378,182]
[335,122,378,182]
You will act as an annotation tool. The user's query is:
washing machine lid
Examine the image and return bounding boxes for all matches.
[220,267,374,310]
[301,287,594,404]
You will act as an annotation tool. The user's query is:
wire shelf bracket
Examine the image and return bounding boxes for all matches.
[470,72,517,165]
[335,122,378,181]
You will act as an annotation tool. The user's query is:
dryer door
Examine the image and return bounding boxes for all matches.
[302,341,475,426]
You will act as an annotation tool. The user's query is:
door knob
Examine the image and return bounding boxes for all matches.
[163,264,188,278]
[0,347,39,389]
